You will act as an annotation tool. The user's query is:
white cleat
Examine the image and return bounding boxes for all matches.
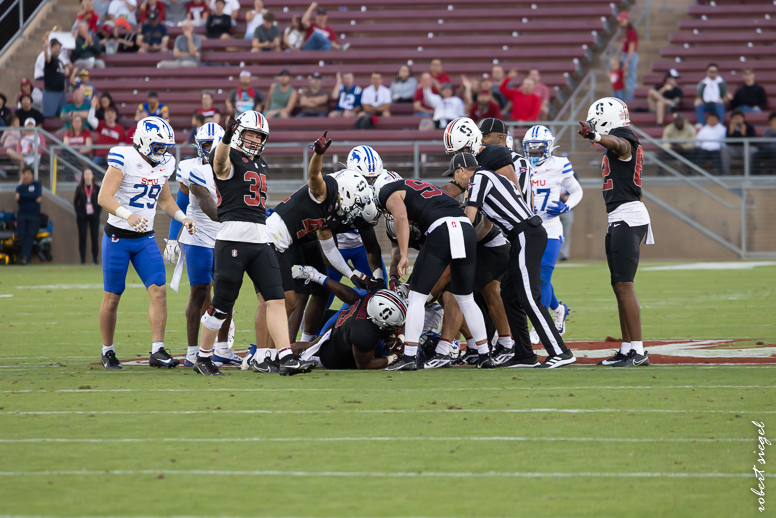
[213,348,243,366]
[529,328,541,345]
[553,303,570,335]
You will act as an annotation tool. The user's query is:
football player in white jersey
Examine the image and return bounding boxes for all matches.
[164,123,243,368]
[523,125,583,341]
[97,116,197,370]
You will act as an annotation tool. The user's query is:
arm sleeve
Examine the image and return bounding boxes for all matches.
[168,187,188,239]
[319,235,355,279]
[87,106,99,130]
[423,88,441,109]
[560,174,583,210]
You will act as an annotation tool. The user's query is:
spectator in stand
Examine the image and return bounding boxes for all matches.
[301,3,350,51]
[76,0,100,33]
[94,0,112,22]
[608,57,624,100]
[528,69,549,121]
[61,87,91,130]
[412,73,434,117]
[107,0,138,29]
[114,24,141,52]
[125,125,136,143]
[499,69,541,122]
[252,11,281,52]
[139,0,165,23]
[135,90,169,121]
[88,100,125,167]
[162,0,187,24]
[243,0,266,39]
[617,11,638,101]
[93,92,118,121]
[694,63,730,126]
[0,94,11,125]
[283,16,304,51]
[73,168,101,264]
[694,111,725,174]
[14,166,43,265]
[71,70,97,104]
[297,72,329,117]
[196,91,220,122]
[17,78,43,111]
[187,112,205,143]
[468,88,501,124]
[34,32,72,81]
[721,109,756,176]
[421,77,469,130]
[208,0,238,19]
[42,39,70,119]
[16,95,44,127]
[226,70,265,114]
[72,21,106,69]
[429,59,450,93]
[731,69,768,113]
[158,19,201,67]
[481,75,508,113]
[138,11,169,53]
[264,70,297,119]
[660,112,696,172]
[752,112,776,175]
[12,119,46,167]
[648,69,683,126]
[206,0,232,39]
[329,71,362,118]
[185,0,209,23]
[63,114,93,159]
[390,65,417,103]
[1,115,22,154]
[361,72,392,118]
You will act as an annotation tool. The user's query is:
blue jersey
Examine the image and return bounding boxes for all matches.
[336,84,362,111]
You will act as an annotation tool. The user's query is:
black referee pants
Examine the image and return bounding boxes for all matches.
[503,226,568,358]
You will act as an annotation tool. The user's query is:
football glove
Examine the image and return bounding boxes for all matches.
[546,200,570,217]
[389,275,400,292]
[163,238,180,264]
[310,130,332,155]
[577,120,600,142]
[221,111,239,145]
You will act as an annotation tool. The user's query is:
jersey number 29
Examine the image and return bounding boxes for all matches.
[129,184,162,209]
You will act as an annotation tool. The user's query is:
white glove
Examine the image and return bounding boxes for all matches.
[163,239,180,265]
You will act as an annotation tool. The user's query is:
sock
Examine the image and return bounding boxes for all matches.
[278,347,292,360]
[198,347,213,358]
[214,341,229,354]
[436,339,451,356]
[620,342,631,355]
[101,344,114,354]
[631,341,644,355]
[301,331,317,342]
[453,293,488,345]
[311,271,329,286]
[269,348,278,361]
[151,341,164,354]
[257,348,270,362]
[498,335,514,350]
[476,340,490,355]
[404,291,428,348]
[187,345,198,358]
[404,344,418,358]
[466,337,476,353]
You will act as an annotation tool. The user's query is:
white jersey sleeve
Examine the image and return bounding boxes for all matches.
[178,157,220,248]
[531,156,574,240]
[106,147,176,233]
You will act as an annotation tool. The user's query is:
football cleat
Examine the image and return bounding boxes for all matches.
[553,303,570,335]
[184,355,197,368]
[476,354,499,369]
[503,356,541,368]
[598,350,629,366]
[193,356,223,376]
[251,355,280,374]
[454,348,479,366]
[278,355,316,376]
[612,350,650,367]
[242,344,258,371]
[491,344,515,365]
[101,350,123,370]
[535,351,576,369]
[384,354,417,371]
[291,265,317,285]
[149,348,179,368]
[213,348,243,366]
[529,329,541,345]
[422,353,452,369]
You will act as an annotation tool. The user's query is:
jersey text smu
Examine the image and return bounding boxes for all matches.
[140,178,161,185]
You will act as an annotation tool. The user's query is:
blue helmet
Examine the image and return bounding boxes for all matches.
[195,122,225,161]
[522,125,556,167]
[133,116,176,165]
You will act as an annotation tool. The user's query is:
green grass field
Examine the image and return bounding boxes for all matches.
[1,262,775,518]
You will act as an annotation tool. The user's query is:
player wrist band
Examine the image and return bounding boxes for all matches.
[173,210,186,223]
[115,206,133,220]
[594,133,601,143]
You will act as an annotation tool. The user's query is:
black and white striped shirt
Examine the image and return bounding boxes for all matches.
[511,151,533,201]
[467,169,536,238]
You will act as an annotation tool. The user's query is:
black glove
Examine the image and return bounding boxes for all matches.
[350,273,366,290]
[577,120,598,141]
[221,111,239,145]
[389,275,400,292]
[310,130,332,155]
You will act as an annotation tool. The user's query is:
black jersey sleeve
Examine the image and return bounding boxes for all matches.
[609,127,640,154]
[477,145,514,172]
[350,317,386,353]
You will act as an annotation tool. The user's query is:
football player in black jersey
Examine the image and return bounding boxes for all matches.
[374,170,495,370]
[579,97,654,368]
[197,110,315,376]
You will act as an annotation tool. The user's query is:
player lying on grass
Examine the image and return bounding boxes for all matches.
[291,265,407,370]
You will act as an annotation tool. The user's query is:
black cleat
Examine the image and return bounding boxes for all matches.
[454,348,479,366]
[251,355,280,374]
[101,350,123,370]
[477,354,499,369]
[612,350,650,367]
[492,344,515,365]
[503,356,541,368]
[384,354,417,371]
[598,350,629,366]
[278,355,316,376]
[422,353,452,369]
[149,348,179,368]
[193,356,223,376]
[536,351,577,369]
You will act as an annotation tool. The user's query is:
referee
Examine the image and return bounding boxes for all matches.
[465,159,576,368]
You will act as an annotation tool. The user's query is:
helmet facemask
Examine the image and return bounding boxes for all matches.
[237,129,268,156]
[524,141,550,167]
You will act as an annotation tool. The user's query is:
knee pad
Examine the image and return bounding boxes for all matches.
[201,306,228,332]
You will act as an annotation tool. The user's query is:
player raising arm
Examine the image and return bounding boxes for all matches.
[97,117,196,370]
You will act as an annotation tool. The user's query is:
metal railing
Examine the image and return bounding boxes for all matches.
[0,0,48,58]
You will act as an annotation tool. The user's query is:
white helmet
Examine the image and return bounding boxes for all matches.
[334,169,371,216]
[443,117,482,156]
[232,110,269,156]
[385,213,422,243]
[586,97,630,136]
[133,116,175,165]
[347,145,384,178]
[372,170,403,211]
[523,125,557,167]
[195,122,225,161]
[367,289,408,331]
